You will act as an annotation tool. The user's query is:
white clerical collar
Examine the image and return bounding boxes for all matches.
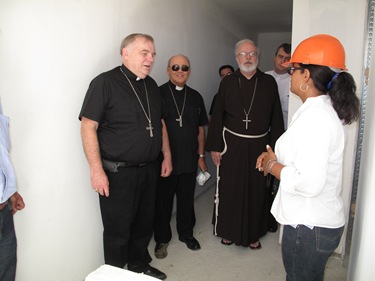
[136,77,141,81]
[175,85,184,91]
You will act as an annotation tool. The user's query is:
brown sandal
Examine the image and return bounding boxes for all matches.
[249,241,262,250]
[221,239,233,246]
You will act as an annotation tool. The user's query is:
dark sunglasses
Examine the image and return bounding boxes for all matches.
[287,67,304,75]
[171,64,190,72]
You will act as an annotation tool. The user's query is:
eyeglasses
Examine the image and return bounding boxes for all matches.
[170,64,190,72]
[237,51,258,58]
[287,67,304,75]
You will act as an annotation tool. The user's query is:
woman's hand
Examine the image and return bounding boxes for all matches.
[256,145,277,176]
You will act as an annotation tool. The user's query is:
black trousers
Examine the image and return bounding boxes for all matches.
[99,162,157,269]
[153,171,197,243]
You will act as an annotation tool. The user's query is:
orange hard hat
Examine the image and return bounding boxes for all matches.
[284,34,347,70]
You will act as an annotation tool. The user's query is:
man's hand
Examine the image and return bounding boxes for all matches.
[160,157,173,177]
[198,157,207,173]
[211,151,221,166]
[10,192,25,214]
[90,167,110,197]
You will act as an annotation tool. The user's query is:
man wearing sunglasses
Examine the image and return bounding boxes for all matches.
[154,54,209,259]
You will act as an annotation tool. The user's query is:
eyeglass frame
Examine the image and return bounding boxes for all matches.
[237,51,258,58]
[170,64,190,72]
[287,67,305,75]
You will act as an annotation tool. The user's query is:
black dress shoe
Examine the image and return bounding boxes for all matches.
[179,236,201,250]
[128,265,167,280]
[143,265,167,280]
[155,242,169,259]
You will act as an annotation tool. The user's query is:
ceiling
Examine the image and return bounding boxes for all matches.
[211,0,293,33]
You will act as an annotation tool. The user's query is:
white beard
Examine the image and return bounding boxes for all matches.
[239,62,257,73]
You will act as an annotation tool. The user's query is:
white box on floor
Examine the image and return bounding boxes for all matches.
[85,265,159,281]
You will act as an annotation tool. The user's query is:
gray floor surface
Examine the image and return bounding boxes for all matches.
[148,186,348,281]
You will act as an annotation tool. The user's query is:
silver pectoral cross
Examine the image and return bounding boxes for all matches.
[243,114,251,129]
[176,117,183,127]
[146,122,154,137]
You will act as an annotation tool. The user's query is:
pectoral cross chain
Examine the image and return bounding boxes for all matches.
[176,117,183,127]
[120,68,154,138]
[243,114,251,129]
[241,78,258,130]
[146,122,154,137]
[169,85,186,128]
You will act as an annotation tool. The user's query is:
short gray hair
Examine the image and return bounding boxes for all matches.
[120,33,154,55]
[234,39,259,55]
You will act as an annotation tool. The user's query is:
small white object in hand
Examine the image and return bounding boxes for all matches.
[196,170,211,186]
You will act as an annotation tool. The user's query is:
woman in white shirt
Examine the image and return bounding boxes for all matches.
[256,34,360,281]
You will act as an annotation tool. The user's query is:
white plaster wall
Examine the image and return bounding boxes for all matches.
[257,32,292,72]
[0,1,246,280]
[348,2,375,279]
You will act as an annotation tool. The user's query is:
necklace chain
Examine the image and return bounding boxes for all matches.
[168,85,187,127]
[239,77,258,129]
[120,68,153,137]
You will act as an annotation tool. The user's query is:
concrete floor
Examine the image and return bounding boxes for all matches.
[148,186,348,281]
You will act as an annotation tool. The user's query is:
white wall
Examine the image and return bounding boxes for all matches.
[258,32,292,72]
[348,2,375,279]
[0,1,246,280]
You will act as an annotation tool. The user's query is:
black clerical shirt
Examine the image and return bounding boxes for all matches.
[79,65,162,163]
[160,81,208,174]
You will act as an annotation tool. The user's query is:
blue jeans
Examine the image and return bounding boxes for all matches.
[0,203,17,281]
[282,224,344,281]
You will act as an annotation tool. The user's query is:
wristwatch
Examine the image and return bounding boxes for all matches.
[199,154,205,158]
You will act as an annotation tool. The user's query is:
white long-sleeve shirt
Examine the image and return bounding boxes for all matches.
[0,101,17,204]
[265,70,290,130]
[271,95,345,228]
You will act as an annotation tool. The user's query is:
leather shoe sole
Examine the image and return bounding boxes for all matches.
[155,242,169,259]
[179,236,201,250]
[128,265,167,280]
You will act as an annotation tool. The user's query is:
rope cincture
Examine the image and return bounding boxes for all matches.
[213,127,268,235]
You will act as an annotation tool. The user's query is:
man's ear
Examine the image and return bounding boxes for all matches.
[121,47,128,61]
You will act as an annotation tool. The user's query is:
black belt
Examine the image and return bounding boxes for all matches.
[102,159,151,173]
